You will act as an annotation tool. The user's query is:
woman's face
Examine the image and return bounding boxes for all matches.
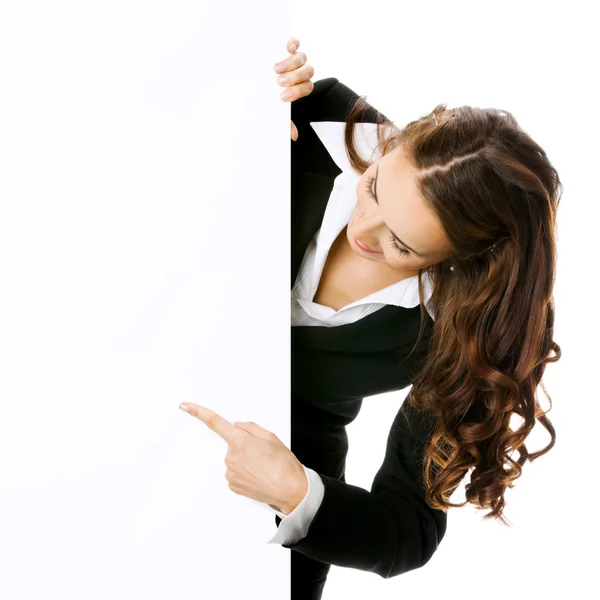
[346,144,453,271]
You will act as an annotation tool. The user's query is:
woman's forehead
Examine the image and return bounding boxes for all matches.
[377,147,450,256]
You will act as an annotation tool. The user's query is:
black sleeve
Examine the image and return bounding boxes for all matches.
[290,76,339,134]
[277,390,448,579]
[289,76,340,164]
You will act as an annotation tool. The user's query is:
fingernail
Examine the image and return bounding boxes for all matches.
[280,89,292,100]
[290,43,296,52]
[273,62,286,73]
[278,75,288,85]
[179,403,189,413]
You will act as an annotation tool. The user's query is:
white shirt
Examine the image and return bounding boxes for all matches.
[267,121,435,545]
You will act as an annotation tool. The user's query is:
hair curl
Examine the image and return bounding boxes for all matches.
[344,94,562,526]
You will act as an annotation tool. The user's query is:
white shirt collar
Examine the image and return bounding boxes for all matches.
[309,120,382,173]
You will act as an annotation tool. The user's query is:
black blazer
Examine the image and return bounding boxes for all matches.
[279,77,446,580]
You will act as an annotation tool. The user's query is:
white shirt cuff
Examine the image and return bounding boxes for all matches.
[267,465,325,545]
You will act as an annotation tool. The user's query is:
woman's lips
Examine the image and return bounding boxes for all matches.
[354,238,381,253]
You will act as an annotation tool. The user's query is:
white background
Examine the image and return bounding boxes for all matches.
[0,1,598,599]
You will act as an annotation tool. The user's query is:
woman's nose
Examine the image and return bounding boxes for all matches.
[359,218,385,251]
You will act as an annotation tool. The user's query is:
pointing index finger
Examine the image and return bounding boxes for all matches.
[181,403,242,445]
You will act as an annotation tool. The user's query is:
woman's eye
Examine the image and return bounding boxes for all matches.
[365,175,376,202]
[389,236,410,257]
[364,175,410,258]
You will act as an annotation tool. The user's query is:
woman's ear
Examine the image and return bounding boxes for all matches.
[291,120,298,141]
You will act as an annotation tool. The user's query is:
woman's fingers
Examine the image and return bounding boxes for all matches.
[274,38,312,140]
[273,50,307,74]
[280,79,314,103]
[277,63,315,89]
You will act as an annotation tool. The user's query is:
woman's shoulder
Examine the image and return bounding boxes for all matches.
[292,77,385,121]
[291,77,389,150]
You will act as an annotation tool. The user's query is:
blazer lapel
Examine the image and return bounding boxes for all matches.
[291,170,338,289]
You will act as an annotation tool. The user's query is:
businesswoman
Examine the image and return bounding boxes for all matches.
[275,37,562,599]
[181,38,561,600]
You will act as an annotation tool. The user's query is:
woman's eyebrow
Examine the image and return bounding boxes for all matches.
[374,164,426,257]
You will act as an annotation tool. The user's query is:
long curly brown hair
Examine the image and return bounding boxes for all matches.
[343,94,562,526]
